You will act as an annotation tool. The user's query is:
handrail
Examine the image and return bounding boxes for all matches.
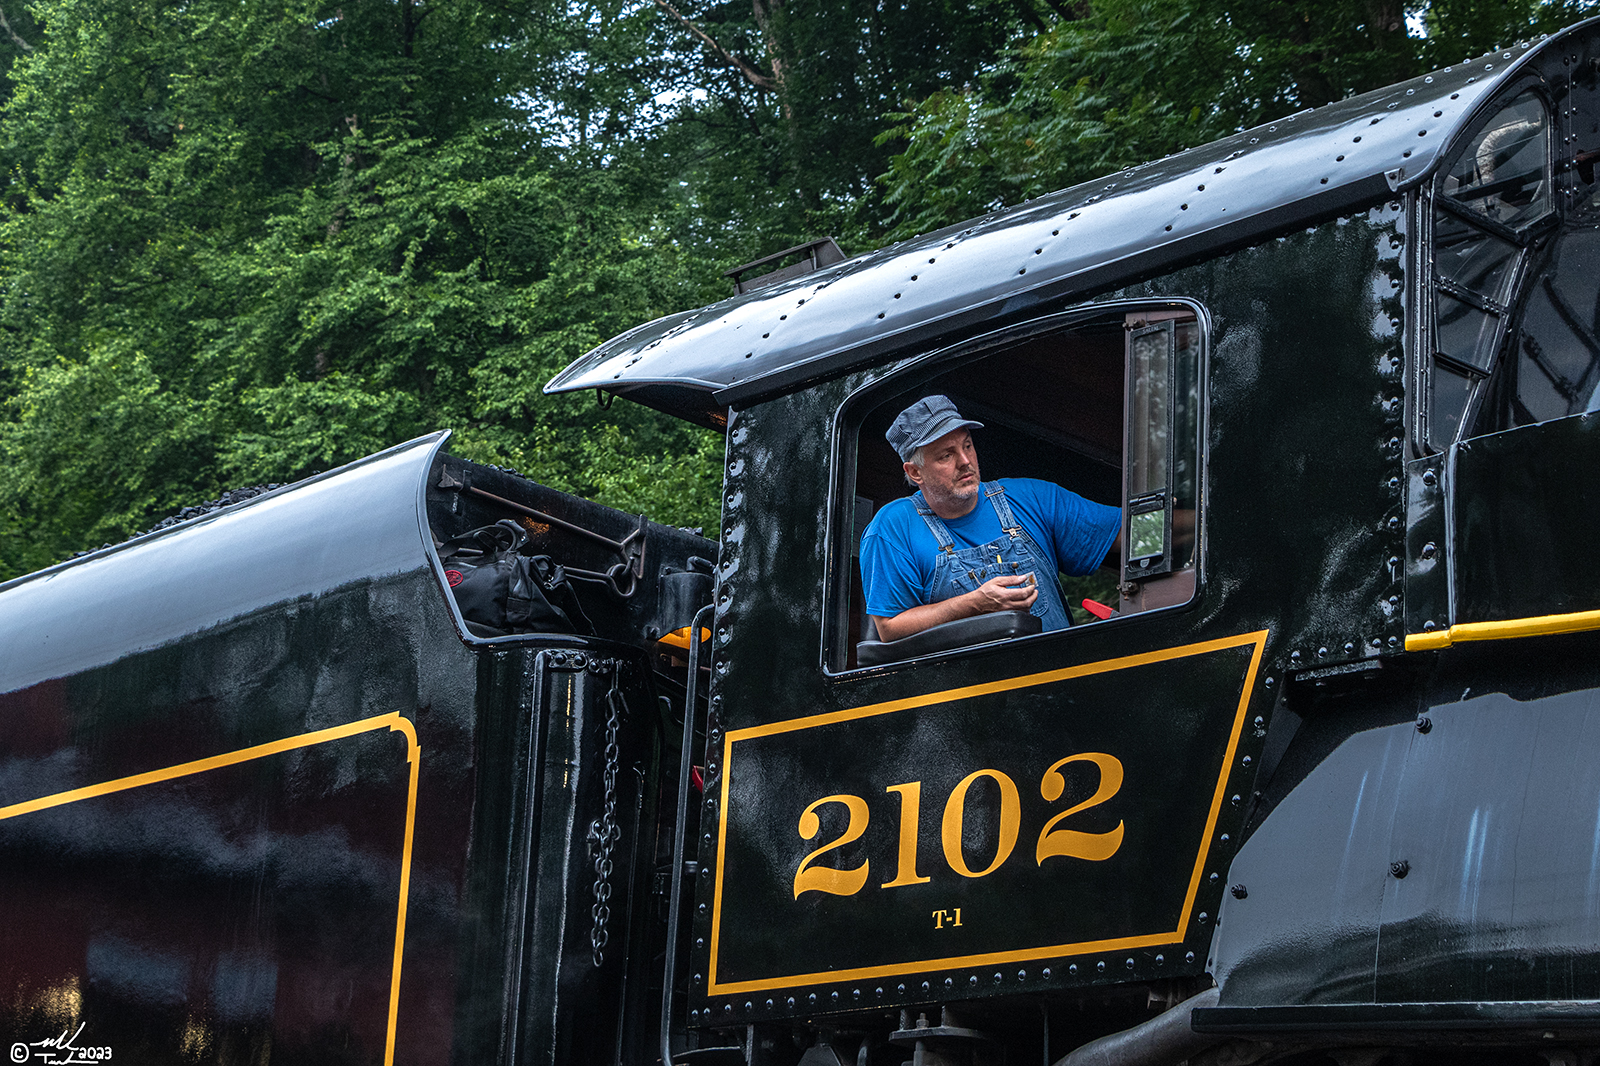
[661,604,714,1066]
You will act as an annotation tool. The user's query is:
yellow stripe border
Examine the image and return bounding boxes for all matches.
[1405,606,1600,652]
[0,713,421,1066]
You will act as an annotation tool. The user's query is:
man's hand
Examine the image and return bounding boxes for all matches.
[970,573,1039,613]
[871,574,1039,643]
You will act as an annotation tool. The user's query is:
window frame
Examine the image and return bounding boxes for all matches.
[820,298,1210,677]
[1417,79,1557,454]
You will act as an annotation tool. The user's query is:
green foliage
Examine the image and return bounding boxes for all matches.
[0,0,1596,579]
[0,345,212,575]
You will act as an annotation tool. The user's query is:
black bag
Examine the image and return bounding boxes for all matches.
[438,520,594,636]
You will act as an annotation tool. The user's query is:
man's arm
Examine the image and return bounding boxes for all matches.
[870,574,1039,643]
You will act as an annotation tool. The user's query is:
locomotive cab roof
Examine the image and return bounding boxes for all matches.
[546,25,1596,425]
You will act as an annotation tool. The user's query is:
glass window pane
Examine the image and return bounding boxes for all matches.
[1127,327,1170,498]
[1440,92,1551,230]
[1501,226,1600,428]
[1129,509,1164,562]
[1430,360,1476,449]
[1437,292,1500,371]
[1434,210,1519,303]
[1171,322,1200,571]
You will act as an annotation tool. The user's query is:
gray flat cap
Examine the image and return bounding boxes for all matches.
[886,395,983,462]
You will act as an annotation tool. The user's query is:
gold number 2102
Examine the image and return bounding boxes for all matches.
[792,754,1125,899]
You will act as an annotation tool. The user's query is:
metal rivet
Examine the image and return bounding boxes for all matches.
[1043,967,1053,979]
[1126,957,1136,970]
[1096,961,1106,973]
[1390,859,1410,878]
[1068,964,1077,975]
[1421,542,1437,560]
[1417,715,1433,734]
[1198,912,1209,924]
[1231,884,1248,899]
[944,977,954,989]
[1018,970,1027,981]
[786,997,796,1008]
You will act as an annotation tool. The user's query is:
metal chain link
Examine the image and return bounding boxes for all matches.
[590,672,626,967]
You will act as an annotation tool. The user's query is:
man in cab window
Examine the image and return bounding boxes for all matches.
[860,395,1120,643]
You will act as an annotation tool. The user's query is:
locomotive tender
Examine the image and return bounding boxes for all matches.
[7,19,1600,1066]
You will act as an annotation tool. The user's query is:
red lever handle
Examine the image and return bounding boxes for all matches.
[1082,598,1115,620]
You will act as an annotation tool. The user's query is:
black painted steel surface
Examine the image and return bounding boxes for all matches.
[0,435,714,1066]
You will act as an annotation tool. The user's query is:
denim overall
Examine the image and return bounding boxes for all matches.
[914,483,1073,631]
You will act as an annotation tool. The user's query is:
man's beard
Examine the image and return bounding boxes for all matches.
[929,479,979,512]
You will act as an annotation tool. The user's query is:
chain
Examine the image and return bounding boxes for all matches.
[590,672,626,967]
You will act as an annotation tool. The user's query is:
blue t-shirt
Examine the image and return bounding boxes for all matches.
[859,478,1120,618]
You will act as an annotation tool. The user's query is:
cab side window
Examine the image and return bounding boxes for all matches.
[1479,196,1600,429]
[1122,313,1201,611]
[1427,90,1553,448]
[834,306,1204,671]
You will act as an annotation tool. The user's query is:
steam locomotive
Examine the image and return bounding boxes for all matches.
[7,18,1600,1066]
